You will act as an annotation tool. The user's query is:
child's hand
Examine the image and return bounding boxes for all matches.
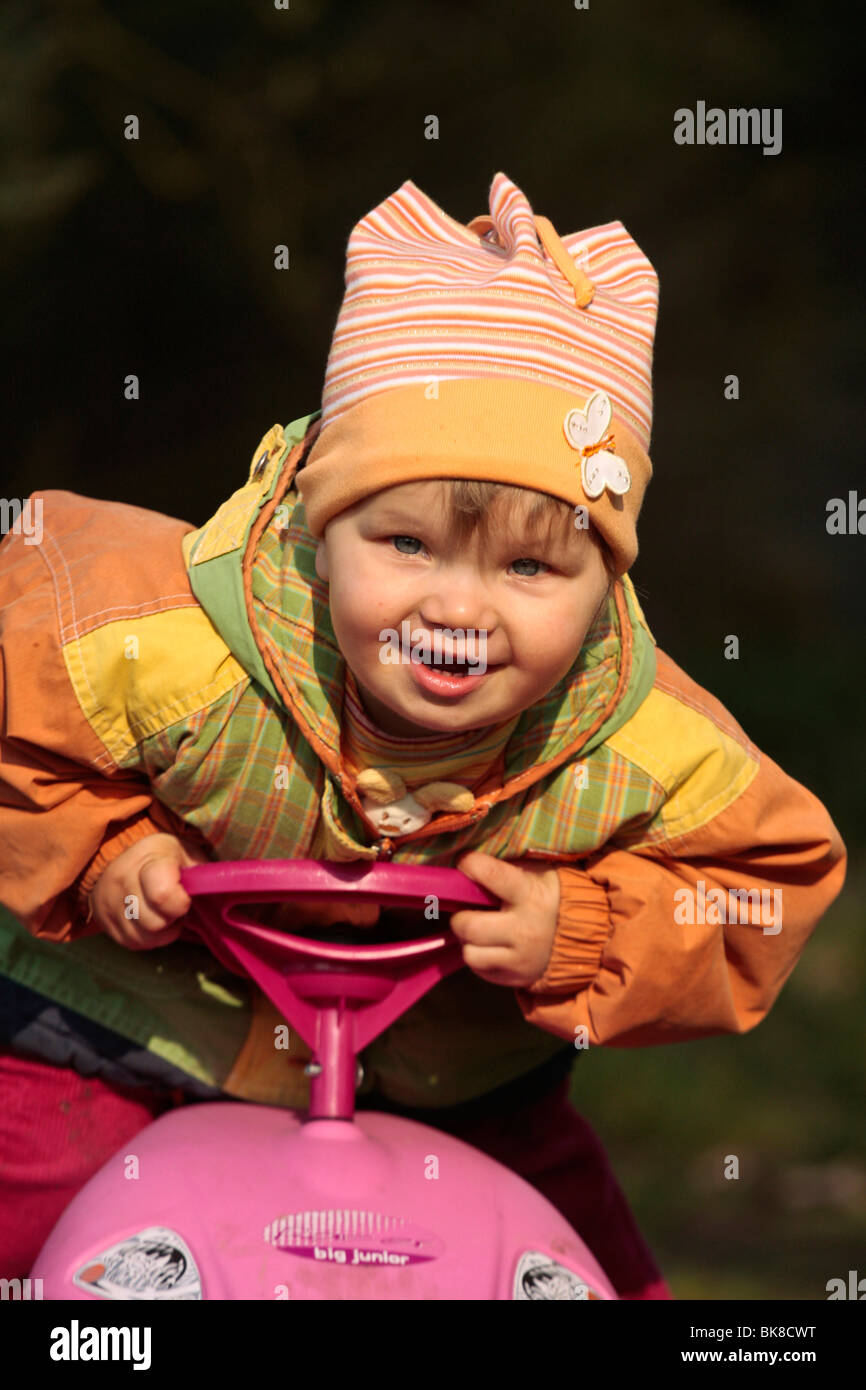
[450,851,561,987]
[89,833,210,951]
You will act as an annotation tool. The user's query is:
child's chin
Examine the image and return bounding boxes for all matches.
[372,696,479,736]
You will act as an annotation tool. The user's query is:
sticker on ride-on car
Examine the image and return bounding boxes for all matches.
[72,1226,202,1299]
[264,1209,445,1266]
[513,1250,599,1299]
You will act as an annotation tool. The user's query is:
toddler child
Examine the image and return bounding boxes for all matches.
[0,173,846,1298]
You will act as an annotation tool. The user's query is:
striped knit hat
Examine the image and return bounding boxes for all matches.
[296,172,659,574]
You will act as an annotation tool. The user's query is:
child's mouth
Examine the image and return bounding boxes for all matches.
[409,653,494,697]
[427,657,472,676]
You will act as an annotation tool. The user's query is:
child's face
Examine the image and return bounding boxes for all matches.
[314,480,611,738]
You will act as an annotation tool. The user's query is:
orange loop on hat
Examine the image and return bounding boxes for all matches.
[533,215,595,308]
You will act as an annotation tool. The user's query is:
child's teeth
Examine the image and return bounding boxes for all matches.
[418,655,474,676]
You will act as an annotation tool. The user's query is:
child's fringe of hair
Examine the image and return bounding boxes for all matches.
[443,479,617,581]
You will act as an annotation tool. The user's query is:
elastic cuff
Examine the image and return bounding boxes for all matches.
[527,865,611,994]
[73,811,169,917]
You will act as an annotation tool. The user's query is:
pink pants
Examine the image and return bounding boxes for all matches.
[0,1050,671,1298]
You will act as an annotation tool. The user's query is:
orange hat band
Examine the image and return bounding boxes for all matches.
[296,377,652,575]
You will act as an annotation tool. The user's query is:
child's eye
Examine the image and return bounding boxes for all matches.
[390,535,423,555]
[510,558,549,577]
[387,538,548,576]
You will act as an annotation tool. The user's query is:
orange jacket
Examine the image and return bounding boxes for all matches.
[0,414,849,1108]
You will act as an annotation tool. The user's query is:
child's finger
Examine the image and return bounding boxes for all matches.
[139,856,192,925]
[92,882,177,937]
[125,924,182,951]
[101,914,181,951]
[456,851,535,910]
[459,942,524,985]
[448,907,515,948]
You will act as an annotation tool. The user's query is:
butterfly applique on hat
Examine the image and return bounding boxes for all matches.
[564,391,632,501]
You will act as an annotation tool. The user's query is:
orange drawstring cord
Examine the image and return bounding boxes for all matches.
[533,214,595,308]
[467,210,595,309]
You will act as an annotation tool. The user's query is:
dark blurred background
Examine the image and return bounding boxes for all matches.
[2,0,863,1298]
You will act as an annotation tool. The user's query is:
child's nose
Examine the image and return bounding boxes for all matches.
[419,570,495,630]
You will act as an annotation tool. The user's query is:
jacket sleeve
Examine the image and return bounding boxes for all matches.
[0,494,207,944]
[515,695,847,1047]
